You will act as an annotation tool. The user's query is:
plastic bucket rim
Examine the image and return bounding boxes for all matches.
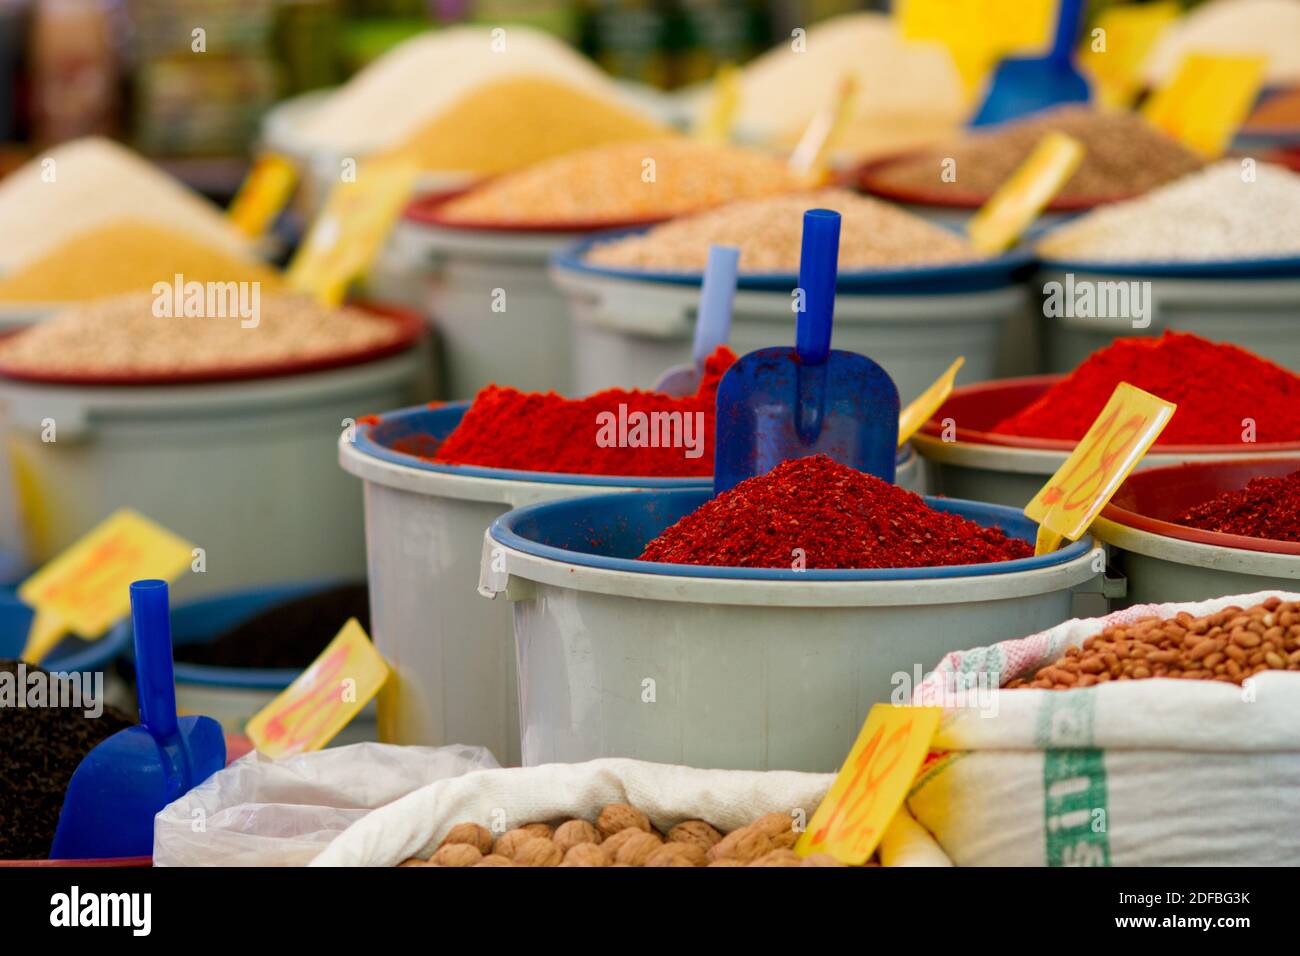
[553,226,1036,293]
[1034,250,1300,279]
[404,187,676,235]
[1092,515,1300,575]
[0,597,132,675]
[489,488,1091,583]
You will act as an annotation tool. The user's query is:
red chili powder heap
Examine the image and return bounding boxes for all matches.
[639,454,1033,569]
[992,332,1300,445]
[431,346,736,476]
[1174,470,1300,543]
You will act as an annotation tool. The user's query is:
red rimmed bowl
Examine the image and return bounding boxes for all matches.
[1092,458,1300,606]
[404,188,675,236]
[913,376,1300,507]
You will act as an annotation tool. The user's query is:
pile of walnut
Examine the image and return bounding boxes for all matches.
[398,804,868,867]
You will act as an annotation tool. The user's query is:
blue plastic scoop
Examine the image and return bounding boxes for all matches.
[653,244,740,397]
[713,209,899,494]
[49,579,225,860]
[972,0,1090,127]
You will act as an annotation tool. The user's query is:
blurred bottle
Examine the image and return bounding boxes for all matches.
[30,0,120,144]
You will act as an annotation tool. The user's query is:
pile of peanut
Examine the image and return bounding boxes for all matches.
[398,803,864,868]
[1007,597,1300,689]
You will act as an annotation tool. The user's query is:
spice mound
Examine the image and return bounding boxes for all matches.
[1174,470,1300,544]
[867,106,1202,202]
[0,221,282,303]
[435,140,802,228]
[639,455,1032,570]
[1036,161,1300,263]
[430,346,735,477]
[0,292,409,380]
[583,189,978,273]
[175,584,370,670]
[1007,597,1300,689]
[397,803,862,867]
[0,661,135,860]
[991,332,1300,446]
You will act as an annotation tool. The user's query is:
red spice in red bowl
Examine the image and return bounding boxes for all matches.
[639,454,1032,570]
[430,346,736,477]
[985,332,1300,448]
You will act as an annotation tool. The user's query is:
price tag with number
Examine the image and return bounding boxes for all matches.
[899,357,964,447]
[227,153,299,238]
[245,619,389,758]
[19,509,193,663]
[967,131,1085,254]
[795,704,942,865]
[1143,52,1267,159]
[287,157,419,306]
[1026,382,1175,555]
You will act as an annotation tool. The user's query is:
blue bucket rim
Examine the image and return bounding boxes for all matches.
[353,400,915,486]
[1036,251,1300,280]
[551,225,1036,294]
[490,488,1092,582]
[111,579,353,690]
[0,596,131,674]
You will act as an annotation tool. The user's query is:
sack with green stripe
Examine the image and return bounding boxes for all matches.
[906,590,1300,866]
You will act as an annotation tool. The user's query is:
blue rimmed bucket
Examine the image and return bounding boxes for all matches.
[108,579,377,745]
[0,595,130,676]
[480,489,1105,772]
[551,230,1037,399]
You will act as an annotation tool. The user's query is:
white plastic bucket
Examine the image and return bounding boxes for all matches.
[0,317,424,597]
[481,489,1105,772]
[914,375,1300,507]
[339,401,927,765]
[551,241,1032,402]
[1037,262,1300,373]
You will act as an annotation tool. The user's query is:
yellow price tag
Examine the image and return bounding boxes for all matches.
[227,153,299,238]
[18,509,193,663]
[899,0,1056,98]
[967,131,1085,254]
[694,62,740,144]
[245,619,389,758]
[287,158,419,306]
[788,74,857,184]
[796,704,942,865]
[1079,2,1180,108]
[1026,382,1175,555]
[899,357,964,447]
[1143,53,1267,159]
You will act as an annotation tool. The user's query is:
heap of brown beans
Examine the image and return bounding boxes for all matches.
[1007,597,1300,689]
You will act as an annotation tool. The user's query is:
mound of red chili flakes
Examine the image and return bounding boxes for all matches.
[1174,469,1300,543]
[638,454,1033,569]
[430,346,736,476]
[992,332,1300,445]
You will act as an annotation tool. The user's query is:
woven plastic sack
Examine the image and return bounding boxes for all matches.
[907,590,1300,866]
[311,757,952,866]
[153,742,499,866]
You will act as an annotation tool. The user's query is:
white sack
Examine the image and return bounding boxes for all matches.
[153,742,499,866]
[908,591,1300,866]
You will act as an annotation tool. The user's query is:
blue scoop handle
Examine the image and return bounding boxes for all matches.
[796,209,840,366]
[693,245,740,368]
[1049,0,1085,64]
[131,579,179,739]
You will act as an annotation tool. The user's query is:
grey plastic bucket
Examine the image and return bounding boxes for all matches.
[1036,263,1300,373]
[339,401,926,765]
[913,375,1300,507]
[551,238,1033,403]
[0,323,424,597]
[481,489,1105,772]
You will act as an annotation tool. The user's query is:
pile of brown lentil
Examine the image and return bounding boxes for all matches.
[398,803,869,867]
[1006,597,1300,689]
[865,106,1203,202]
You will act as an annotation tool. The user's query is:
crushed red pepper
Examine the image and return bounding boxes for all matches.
[430,346,736,476]
[992,332,1300,446]
[1174,469,1300,543]
[639,454,1033,569]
